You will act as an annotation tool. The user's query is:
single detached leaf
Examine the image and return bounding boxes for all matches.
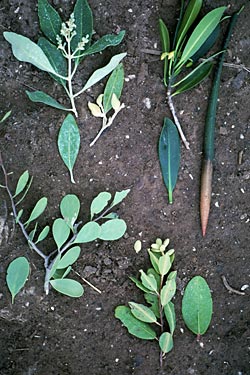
[57,246,81,269]
[36,225,50,244]
[6,257,30,303]
[159,117,180,204]
[58,114,80,183]
[71,0,93,58]
[26,90,68,110]
[38,0,62,44]
[129,302,158,324]
[110,189,130,208]
[115,306,157,340]
[140,270,158,293]
[159,332,173,354]
[103,63,124,113]
[25,197,47,226]
[158,253,171,276]
[60,194,80,230]
[74,221,101,243]
[4,32,58,74]
[176,0,202,49]
[50,278,84,297]
[99,219,126,240]
[164,302,176,335]
[144,293,160,318]
[52,218,70,249]
[82,53,127,92]
[13,170,29,198]
[90,192,112,220]
[82,31,125,57]
[159,18,170,86]
[0,110,11,123]
[160,278,176,307]
[182,276,213,335]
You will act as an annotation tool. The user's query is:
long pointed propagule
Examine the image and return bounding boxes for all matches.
[200,7,244,236]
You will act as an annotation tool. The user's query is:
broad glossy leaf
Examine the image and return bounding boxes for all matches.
[159,332,173,354]
[58,114,80,183]
[60,194,80,230]
[158,253,171,276]
[173,62,213,96]
[4,32,58,74]
[48,253,61,279]
[38,37,67,86]
[111,189,130,208]
[164,302,176,335]
[90,192,112,219]
[182,276,213,335]
[6,257,29,303]
[160,278,176,306]
[140,270,158,293]
[115,306,157,340]
[52,218,70,249]
[176,0,202,49]
[190,25,221,63]
[148,250,160,274]
[159,18,170,86]
[36,225,50,244]
[177,7,226,67]
[74,221,100,243]
[103,63,124,113]
[50,278,84,297]
[144,293,160,318]
[14,170,29,197]
[82,53,127,92]
[0,110,11,123]
[71,0,93,58]
[26,90,67,110]
[129,302,157,324]
[129,276,152,293]
[57,246,81,269]
[99,219,126,240]
[25,197,47,226]
[38,0,62,44]
[159,117,180,204]
[82,31,125,57]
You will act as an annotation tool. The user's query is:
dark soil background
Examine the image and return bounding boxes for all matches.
[0,0,249,374]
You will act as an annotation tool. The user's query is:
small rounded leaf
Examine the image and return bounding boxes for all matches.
[99,219,126,240]
[50,279,84,298]
[6,257,30,303]
[129,302,157,323]
[159,332,173,354]
[88,102,103,117]
[57,246,81,269]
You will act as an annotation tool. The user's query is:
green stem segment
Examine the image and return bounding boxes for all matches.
[200,8,243,236]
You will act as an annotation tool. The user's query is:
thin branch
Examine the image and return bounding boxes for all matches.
[221,275,245,296]
[72,269,102,294]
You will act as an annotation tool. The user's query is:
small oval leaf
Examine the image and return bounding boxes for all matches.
[90,192,112,219]
[74,221,101,243]
[158,253,171,276]
[164,302,176,335]
[57,246,81,269]
[14,170,29,197]
[159,332,173,354]
[60,194,80,230]
[25,197,47,226]
[160,278,176,306]
[36,225,50,244]
[103,63,124,113]
[129,302,157,324]
[6,257,30,303]
[99,219,126,241]
[50,278,84,297]
[52,218,70,249]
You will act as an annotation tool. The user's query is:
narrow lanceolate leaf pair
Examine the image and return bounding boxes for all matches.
[4,0,126,118]
[115,238,177,367]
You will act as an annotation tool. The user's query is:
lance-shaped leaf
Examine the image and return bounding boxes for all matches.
[71,0,93,58]
[48,253,61,279]
[147,268,161,290]
[0,110,11,123]
[158,253,171,276]
[60,194,80,230]
[160,278,176,306]
[190,25,221,63]
[159,332,173,354]
[129,302,158,324]
[36,225,50,244]
[50,278,84,297]
[57,246,81,269]
[52,218,70,249]
[182,276,213,335]
[99,219,126,240]
[90,192,112,219]
[6,257,30,303]
[58,114,80,183]
[103,63,124,113]
[129,276,152,293]
[74,221,101,243]
[159,18,170,86]
[140,270,158,293]
[164,302,176,335]
[159,117,180,204]
[4,32,59,74]
[148,249,160,274]
[13,170,29,198]
[38,0,62,44]
[24,197,47,227]
[81,31,125,57]
[115,306,157,340]
[29,223,38,242]
[38,37,67,86]
[110,189,130,208]
[26,90,68,111]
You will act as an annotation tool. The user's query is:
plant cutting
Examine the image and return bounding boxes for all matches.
[4,0,126,118]
[0,152,129,300]
[115,238,177,367]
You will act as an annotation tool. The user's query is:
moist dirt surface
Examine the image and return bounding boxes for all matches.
[0,0,249,374]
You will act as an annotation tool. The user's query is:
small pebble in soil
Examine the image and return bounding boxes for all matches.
[241,284,249,291]
[142,97,151,109]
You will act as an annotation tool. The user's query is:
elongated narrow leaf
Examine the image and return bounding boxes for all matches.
[178,7,226,67]
[14,170,29,198]
[38,0,62,44]
[60,194,80,230]
[99,219,126,240]
[58,114,80,183]
[148,250,160,274]
[190,25,221,63]
[182,276,213,335]
[36,225,50,244]
[159,117,180,204]
[38,37,67,86]
[48,253,61,279]
[158,253,171,276]
[52,218,70,249]
[4,32,58,74]
[82,53,127,92]
[159,18,170,86]
[26,90,68,110]
[90,192,112,220]
[147,268,161,290]
[50,278,84,297]
[6,257,29,303]
[129,302,157,324]
[82,31,125,57]
[103,63,124,113]
[57,246,81,269]
[74,221,101,243]
[111,189,130,208]
[159,332,173,354]
[29,222,38,242]
[164,302,176,335]
[160,278,176,306]
[129,276,152,293]
[0,110,11,123]
[115,306,157,340]
[144,293,160,318]
[25,197,47,226]
[71,0,93,58]
[140,270,158,293]
[15,209,23,223]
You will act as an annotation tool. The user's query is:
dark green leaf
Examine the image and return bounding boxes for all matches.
[60,194,80,230]
[38,0,62,44]
[82,31,125,57]
[57,246,81,269]
[14,170,29,198]
[26,90,68,110]
[159,117,180,204]
[58,114,80,183]
[129,302,158,324]
[90,192,112,220]
[25,197,47,226]
[6,257,30,303]
[115,305,157,340]
[159,332,173,354]
[74,221,100,243]
[144,293,160,318]
[50,278,84,297]
[190,25,221,63]
[159,18,170,86]
[52,218,70,249]
[164,302,176,335]
[182,276,213,335]
[103,63,124,113]
[99,219,126,240]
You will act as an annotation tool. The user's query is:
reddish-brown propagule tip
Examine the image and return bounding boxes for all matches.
[200,160,213,237]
